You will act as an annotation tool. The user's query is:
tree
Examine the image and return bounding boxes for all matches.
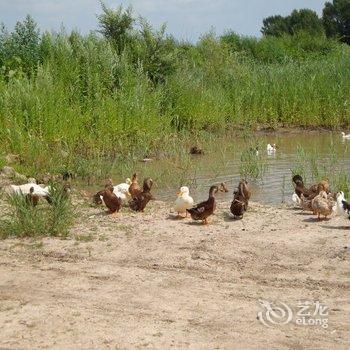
[138,19,177,84]
[261,9,324,37]
[261,15,290,37]
[323,0,350,44]
[0,15,40,76]
[289,9,324,35]
[97,2,134,54]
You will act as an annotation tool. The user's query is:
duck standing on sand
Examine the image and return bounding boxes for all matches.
[101,184,122,214]
[218,182,229,193]
[26,187,40,207]
[128,173,140,197]
[292,175,330,204]
[230,179,251,219]
[311,191,334,220]
[335,192,350,219]
[174,186,194,217]
[186,185,218,225]
[129,178,154,212]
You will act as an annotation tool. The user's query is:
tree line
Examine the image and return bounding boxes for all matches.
[261,0,350,44]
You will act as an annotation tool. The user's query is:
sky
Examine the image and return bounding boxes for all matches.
[0,0,327,41]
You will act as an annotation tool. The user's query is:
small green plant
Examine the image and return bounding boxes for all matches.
[239,140,268,180]
[0,183,74,239]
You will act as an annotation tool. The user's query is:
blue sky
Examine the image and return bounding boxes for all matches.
[0,0,326,41]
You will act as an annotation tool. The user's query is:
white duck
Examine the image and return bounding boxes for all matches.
[267,143,277,154]
[292,193,301,206]
[174,186,194,217]
[335,192,350,217]
[97,178,132,204]
[10,183,50,197]
[341,132,350,139]
[114,178,132,194]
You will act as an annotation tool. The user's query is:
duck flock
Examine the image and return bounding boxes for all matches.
[5,136,350,226]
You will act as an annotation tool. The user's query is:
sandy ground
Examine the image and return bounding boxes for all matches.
[0,198,349,350]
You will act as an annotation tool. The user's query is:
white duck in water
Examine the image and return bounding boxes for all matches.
[174,186,194,217]
[266,143,277,154]
[341,132,350,139]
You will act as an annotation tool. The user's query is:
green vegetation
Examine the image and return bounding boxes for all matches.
[291,145,350,197]
[0,3,349,178]
[0,183,73,239]
[261,0,350,43]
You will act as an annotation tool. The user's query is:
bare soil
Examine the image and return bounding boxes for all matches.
[0,199,349,349]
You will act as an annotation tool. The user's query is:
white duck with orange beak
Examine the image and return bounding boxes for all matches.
[174,186,194,217]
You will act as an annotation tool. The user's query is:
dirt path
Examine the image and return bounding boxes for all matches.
[0,200,349,349]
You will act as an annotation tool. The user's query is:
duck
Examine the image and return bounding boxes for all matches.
[292,175,329,200]
[25,187,40,207]
[300,194,313,212]
[101,184,121,214]
[62,183,71,200]
[238,179,251,203]
[341,132,350,139]
[114,178,132,193]
[311,191,334,220]
[189,146,204,155]
[93,178,132,205]
[267,143,277,154]
[230,188,248,219]
[174,186,194,217]
[186,185,218,225]
[129,178,154,212]
[10,183,50,197]
[218,182,229,193]
[128,173,140,198]
[113,178,132,202]
[230,179,251,218]
[292,193,301,206]
[335,192,350,218]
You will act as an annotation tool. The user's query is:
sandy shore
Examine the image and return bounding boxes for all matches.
[0,199,349,349]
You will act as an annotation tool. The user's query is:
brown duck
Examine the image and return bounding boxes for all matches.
[128,173,140,197]
[218,182,229,193]
[230,180,250,219]
[186,185,218,225]
[102,185,121,214]
[129,178,154,212]
[26,187,40,207]
[292,175,329,200]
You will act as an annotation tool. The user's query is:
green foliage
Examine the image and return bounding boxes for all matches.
[0,183,74,239]
[0,4,350,177]
[97,2,134,54]
[0,15,40,77]
[262,9,324,37]
[323,0,350,44]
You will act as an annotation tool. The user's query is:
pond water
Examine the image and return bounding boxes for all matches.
[150,131,350,205]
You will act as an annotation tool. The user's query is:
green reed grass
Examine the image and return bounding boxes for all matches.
[0,183,74,239]
[291,145,350,197]
[1,17,350,179]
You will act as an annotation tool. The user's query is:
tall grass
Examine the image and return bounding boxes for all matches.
[291,145,350,197]
[0,183,74,239]
[0,14,350,177]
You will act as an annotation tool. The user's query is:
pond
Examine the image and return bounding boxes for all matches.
[147,130,350,205]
